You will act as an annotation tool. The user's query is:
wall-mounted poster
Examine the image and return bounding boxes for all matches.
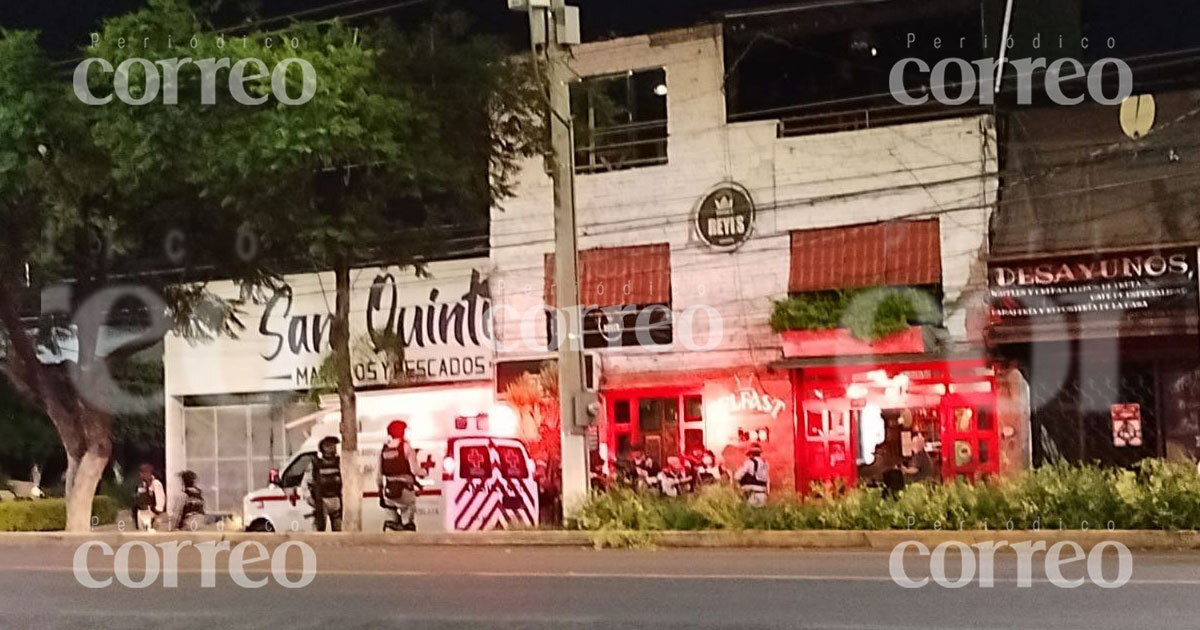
[1112,403,1144,447]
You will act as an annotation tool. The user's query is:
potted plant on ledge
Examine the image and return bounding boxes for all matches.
[769,287,941,358]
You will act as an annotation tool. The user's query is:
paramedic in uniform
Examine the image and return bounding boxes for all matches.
[379,420,421,531]
[303,436,344,531]
[735,443,769,507]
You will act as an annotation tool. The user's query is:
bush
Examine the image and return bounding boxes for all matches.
[0,496,120,531]
[769,287,941,341]
[574,460,1200,532]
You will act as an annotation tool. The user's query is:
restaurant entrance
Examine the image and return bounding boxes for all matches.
[605,388,705,465]
[792,359,998,492]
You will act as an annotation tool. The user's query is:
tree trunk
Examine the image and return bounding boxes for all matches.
[64,442,109,532]
[332,260,361,532]
[60,404,111,533]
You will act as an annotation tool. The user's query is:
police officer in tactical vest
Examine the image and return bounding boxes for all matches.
[379,420,420,531]
[304,436,343,531]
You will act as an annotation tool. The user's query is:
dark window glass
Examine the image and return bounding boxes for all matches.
[280,453,314,488]
[458,445,492,480]
[639,398,664,432]
[570,68,668,174]
[614,400,631,424]
[684,396,703,421]
[976,407,993,431]
[496,446,529,479]
[581,304,673,348]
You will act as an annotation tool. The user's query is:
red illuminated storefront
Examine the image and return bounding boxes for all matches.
[786,358,998,491]
[776,218,1003,491]
[601,368,796,490]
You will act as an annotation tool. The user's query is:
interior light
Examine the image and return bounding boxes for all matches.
[654,83,668,96]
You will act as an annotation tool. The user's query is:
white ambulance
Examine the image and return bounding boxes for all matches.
[242,386,539,533]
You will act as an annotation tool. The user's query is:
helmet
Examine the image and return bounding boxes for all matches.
[318,436,340,451]
[387,420,408,439]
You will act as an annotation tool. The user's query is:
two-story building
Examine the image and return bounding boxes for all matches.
[490,22,1003,491]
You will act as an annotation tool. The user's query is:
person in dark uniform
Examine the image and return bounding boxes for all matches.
[304,436,343,532]
[379,421,419,531]
[176,470,206,530]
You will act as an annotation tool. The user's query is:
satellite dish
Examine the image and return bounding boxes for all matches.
[1119,94,1156,139]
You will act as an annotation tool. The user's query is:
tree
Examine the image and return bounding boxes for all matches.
[1,0,541,532]
[0,30,156,530]
[84,2,542,530]
[0,2,282,531]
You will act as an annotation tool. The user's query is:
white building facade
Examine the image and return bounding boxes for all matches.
[489,25,1000,490]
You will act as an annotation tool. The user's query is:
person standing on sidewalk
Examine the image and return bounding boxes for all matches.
[734,443,769,507]
[133,463,165,531]
[379,421,420,531]
[304,436,344,532]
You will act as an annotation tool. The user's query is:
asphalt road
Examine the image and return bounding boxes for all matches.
[2,541,1200,629]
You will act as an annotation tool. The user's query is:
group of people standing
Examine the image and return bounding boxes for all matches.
[303,420,421,532]
[608,442,770,506]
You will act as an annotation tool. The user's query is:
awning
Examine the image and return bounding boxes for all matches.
[788,218,941,292]
[545,243,671,307]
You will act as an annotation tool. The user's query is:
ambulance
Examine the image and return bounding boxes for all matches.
[241,386,539,533]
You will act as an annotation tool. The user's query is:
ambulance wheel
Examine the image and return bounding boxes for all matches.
[247,518,275,533]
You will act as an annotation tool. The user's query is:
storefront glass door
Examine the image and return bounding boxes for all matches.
[939,393,1000,481]
[606,390,703,463]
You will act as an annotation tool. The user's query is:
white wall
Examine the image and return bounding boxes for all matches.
[490,26,999,375]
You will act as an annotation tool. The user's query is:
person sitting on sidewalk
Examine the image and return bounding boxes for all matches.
[176,470,206,530]
[734,443,769,507]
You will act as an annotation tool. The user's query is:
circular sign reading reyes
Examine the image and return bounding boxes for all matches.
[695,184,755,250]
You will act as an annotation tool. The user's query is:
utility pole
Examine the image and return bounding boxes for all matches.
[512,0,589,514]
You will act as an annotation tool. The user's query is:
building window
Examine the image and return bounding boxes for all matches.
[546,243,673,349]
[570,68,668,174]
[724,1,986,136]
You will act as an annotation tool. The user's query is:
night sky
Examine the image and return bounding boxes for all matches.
[0,0,788,60]
[2,0,1196,70]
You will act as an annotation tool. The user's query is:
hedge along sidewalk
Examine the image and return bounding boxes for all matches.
[0,497,120,532]
[2,529,1199,550]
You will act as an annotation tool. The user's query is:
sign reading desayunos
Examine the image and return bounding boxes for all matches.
[695,184,755,250]
[988,248,1198,321]
[164,259,494,396]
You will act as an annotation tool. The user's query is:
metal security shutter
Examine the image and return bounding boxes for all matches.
[184,403,286,515]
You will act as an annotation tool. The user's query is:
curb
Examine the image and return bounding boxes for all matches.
[2,529,1199,550]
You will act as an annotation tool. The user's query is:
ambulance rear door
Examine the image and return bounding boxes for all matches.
[445,437,538,531]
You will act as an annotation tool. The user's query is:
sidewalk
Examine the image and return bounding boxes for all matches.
[3,528,1199,550]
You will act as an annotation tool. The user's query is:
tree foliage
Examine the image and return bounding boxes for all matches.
[0,0,542,531]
